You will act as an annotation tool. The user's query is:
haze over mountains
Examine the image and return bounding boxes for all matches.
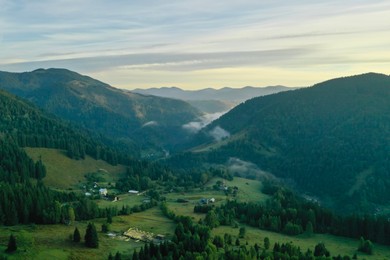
[132,85,295,113]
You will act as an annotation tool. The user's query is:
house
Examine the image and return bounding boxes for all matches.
[200,198,209,204]
[128,190,139,195]
[99,188,108,196]
[209,198,215,203]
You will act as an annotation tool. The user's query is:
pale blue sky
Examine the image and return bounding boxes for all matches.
[1,0,389,89]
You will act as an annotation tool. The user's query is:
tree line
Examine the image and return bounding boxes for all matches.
[202,181,390,246]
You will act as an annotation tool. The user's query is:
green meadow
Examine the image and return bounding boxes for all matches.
[0,208,175,260]
[25,148,126,189]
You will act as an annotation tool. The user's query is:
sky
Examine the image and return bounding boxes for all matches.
[0,0,390,90]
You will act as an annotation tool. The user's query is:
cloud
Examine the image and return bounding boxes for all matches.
[227,157,277,180]
[1,1,390,89]
[182,111,226,134]
[142,121,158,127]
[209,126,230,141]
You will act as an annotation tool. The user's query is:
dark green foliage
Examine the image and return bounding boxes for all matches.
[85,222,99,248]
[181,73,390,211]
[0,68,201,152]
[358,237,373,254]
[238,226,246,238]
[283,221,303,236]
[101,223,109,233]
[264,237,270,250]
[73,227,81,243]
[114,251,122,260]
[210,185,390,246]
[212,235,224,248]
[107,211,112,224]
[314,242,330,257]
[0,88,136,165]
[204,209,219,228]
[5,234,17,253]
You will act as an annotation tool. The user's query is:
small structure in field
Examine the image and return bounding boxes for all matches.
[128,190,139,195]
[123,227,154,242]
[99,188,108,196]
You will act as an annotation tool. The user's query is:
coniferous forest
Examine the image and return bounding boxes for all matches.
[1,72,390,259]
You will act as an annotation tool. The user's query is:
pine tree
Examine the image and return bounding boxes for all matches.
[264,237,270,250]
[85,222,99,248]
[73,227,81,243]
[102,222,109,233]
[115,251,122,260]
[5,234,17,253]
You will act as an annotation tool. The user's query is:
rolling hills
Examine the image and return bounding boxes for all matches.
[175,73,390,212]
[132,85,295,113]
[0,69,202,154]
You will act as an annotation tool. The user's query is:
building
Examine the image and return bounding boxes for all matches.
[99,188,108,196]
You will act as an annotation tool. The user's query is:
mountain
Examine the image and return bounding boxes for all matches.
[0,69,201,154]
[173,73,390,212]
[0,88,135,163]
[132,85,293,101]
[131,86,295,113]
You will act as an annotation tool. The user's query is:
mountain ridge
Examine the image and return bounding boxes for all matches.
[0,68,202,154]
[171,72,390,212]
[131,85,296,102]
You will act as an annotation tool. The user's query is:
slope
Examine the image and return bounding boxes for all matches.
[0,88,135,164]
[178,73,390,212]
[0,68,201,153]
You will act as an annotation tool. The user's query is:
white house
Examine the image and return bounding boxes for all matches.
[128,190,139,195]
[99,188,108,196]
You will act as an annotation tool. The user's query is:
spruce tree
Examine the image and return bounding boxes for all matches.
[5,234,17,253]
[73,227,81,243]
[85,222,99,248]
[114,251,122,260]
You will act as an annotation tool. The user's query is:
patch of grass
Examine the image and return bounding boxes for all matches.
[164,177,269,221]
[0,208,175,259]
[25,148,126,189]
[96,194,146,209]
[212,225,390,259]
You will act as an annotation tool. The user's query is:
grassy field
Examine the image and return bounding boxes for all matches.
[204,176,269,203]
[164,177,269,221]
[96,193,147,209]
[0,207,175,260]
[212,224,390,259]
[25,148,126,189]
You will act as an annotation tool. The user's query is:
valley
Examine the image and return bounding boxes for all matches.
[1,71,390,259]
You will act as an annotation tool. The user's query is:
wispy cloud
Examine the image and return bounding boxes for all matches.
[1,0,390,89]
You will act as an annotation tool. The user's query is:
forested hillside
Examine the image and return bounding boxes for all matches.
[0,68,201,153]
[175,73,390,212]
[0,89,134,163]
